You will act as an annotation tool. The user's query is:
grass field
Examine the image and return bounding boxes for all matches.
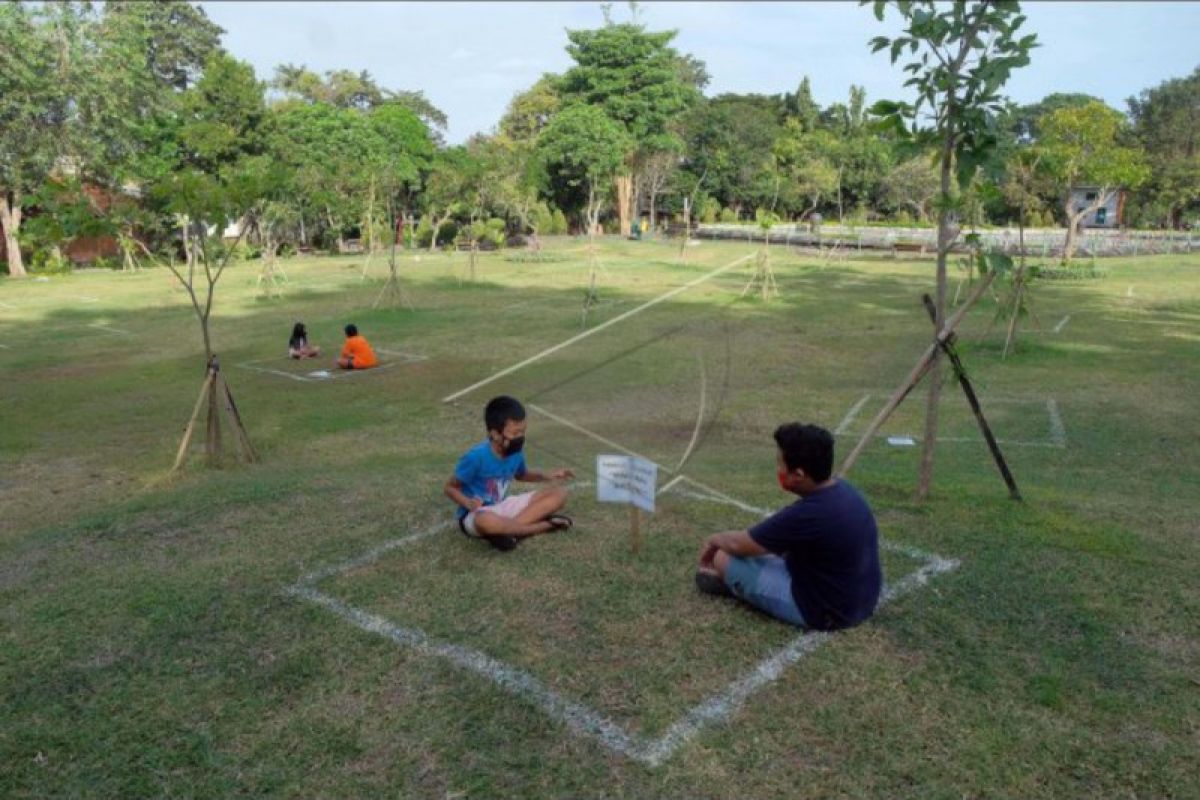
[2,237,1198,797]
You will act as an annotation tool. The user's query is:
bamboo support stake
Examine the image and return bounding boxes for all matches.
[173,369,215,472]
[922,293,1022,501]
[838,271,996,477]
[220,375,259,463]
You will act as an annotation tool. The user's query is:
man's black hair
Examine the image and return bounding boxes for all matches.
[774,423,834,481]
[485,395,526,433]
[344,323,358,337]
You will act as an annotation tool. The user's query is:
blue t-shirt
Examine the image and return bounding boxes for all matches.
[749,481,882,631]
[452,440,527,519]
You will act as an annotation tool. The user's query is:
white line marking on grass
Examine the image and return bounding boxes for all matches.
[285,479,958,767]
[74,295,99,303]
[1046,398,1067,447]
[1127,285,1134,298]
[674,356,708,471]
[88,322,134,336]
[286,583,654,762]
[0,300,16,309]
[1052,314,1071,334]
[530,403,765,517]
[657,474,685,495]
[238,351,428,383]
[442,253,753,403]
[0,343,10,349]
[530,403,668,473]
[835,393,872,435]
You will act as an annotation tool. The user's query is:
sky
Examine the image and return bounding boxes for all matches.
[201,1,1200,144]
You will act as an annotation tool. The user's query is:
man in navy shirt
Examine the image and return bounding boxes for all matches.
[696,423,882,630]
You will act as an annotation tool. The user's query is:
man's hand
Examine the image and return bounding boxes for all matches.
[465,497,484,513]
[698,537,720,570]
[548,467,575,481]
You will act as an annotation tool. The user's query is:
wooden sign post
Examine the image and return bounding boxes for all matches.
[597,455,657,553]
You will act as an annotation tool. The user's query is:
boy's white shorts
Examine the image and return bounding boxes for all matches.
[460,492,537,537]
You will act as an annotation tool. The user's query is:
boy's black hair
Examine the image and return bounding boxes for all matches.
[774,423,835,481]
[485,395,526,433]
[292,322,307,339]
[344,323,358,337]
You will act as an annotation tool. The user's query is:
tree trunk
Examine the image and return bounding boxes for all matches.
[916,129,956,501]
[1062,188,1111,265]
[1,191,27,278]
[836,169,844,223]
[614,174,633,237]
[430,210,452,253]
[649,191,657,231]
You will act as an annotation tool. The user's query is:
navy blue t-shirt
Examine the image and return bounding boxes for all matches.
[749,481,882,631]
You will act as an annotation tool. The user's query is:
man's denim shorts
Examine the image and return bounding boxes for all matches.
[723,555,807,627]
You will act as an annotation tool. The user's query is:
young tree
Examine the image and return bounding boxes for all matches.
[162,57,272,467]
[1037,101,1148,264]
[867,0,1037,500]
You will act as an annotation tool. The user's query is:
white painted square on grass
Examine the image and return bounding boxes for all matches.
[286,419,959,767]
[237,348,428,383]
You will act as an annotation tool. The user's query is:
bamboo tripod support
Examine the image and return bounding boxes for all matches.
[741,248,780,301]
[837,271,996,477]
[919,293,1022,501]
[173,356,258,471]
[373,225,414,311]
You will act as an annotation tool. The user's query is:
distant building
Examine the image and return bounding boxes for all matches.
[1069,186,1126,229]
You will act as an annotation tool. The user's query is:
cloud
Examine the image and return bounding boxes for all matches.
[450,47,474,61]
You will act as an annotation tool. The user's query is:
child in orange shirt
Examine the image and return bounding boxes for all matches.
[336,323,378,370]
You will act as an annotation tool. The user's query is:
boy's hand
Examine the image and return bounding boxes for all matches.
[549,468,575,481]
[466,497,484,512]
[698,538,720,570]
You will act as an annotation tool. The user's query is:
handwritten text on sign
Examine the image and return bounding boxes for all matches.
[596,455,658,513]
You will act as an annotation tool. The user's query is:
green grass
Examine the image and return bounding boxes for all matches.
[1,237,1198,797]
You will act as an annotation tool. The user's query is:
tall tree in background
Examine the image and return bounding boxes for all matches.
[538,103,630,316]
[786,76,821,132]
[558,18,701,235]
[1128,68,1200,230]
[867,0,1036,500]
[680,94,783,216]
[272,64,449,141]
[498,75,562,143]
[1,4,91,277]
[1038,101,1148,264]
[104,1,222,91]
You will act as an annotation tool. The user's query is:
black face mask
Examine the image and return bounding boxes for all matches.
[503,435,525,455]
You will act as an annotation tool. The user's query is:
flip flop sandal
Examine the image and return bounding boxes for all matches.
[547,514,574,530]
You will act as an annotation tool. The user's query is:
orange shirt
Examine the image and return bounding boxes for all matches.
[340,335,378,368]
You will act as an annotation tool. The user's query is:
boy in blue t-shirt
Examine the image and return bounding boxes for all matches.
[444,395,576,551]
[695,423,882,631]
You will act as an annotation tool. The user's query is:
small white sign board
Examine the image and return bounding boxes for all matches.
[596,455,658,514]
